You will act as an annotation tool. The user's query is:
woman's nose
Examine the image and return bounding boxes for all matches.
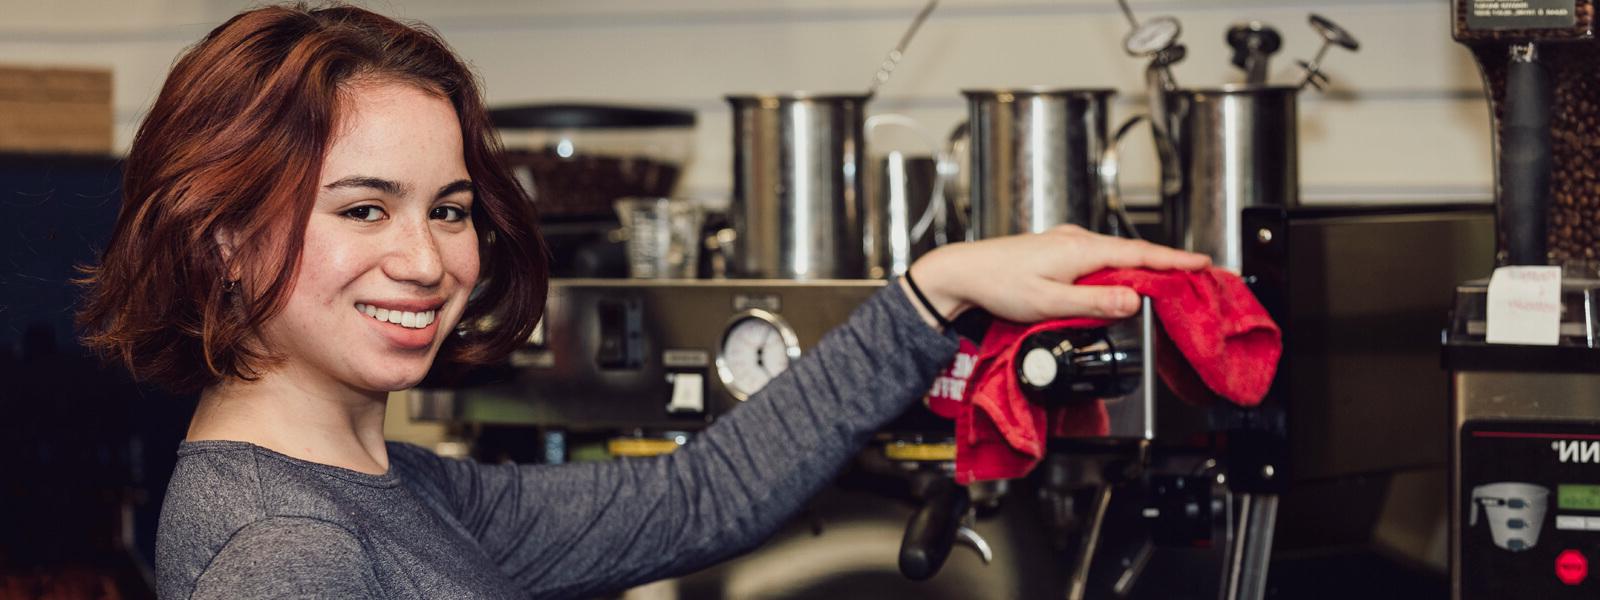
[383,218,445,286]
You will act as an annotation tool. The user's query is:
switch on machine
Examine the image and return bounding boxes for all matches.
[595,299,643,369]
[667,372,704,414]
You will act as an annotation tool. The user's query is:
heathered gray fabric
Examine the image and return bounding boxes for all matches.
[156,284,960,599]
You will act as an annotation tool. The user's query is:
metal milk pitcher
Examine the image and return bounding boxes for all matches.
[1159,85,1299,270]
[960,88,1115,240]
[727,93,870,280]
[862,113,956,279]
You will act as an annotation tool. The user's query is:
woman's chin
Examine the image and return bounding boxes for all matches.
[358,369,429,394]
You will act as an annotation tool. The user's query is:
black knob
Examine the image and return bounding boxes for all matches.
[1226,21,1281,86]
[1015,328,1141,405]
[899,478,971,581]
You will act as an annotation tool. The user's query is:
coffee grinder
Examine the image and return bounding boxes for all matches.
[1449,1,1600,597]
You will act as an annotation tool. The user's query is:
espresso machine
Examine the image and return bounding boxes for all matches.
[1017,6,1499,598]
[413,7,1503,596]
[415,91,1076,597]
[1448,1,1600,598]
[420,79,1498,599]
[419,85,1224,597]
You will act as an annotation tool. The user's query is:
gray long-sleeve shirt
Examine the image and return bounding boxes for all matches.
[155,284,959,599]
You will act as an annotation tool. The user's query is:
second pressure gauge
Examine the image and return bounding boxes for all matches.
[715,309,801,401]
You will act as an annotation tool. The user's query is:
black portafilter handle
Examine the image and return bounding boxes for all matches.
[1500,43,1553,266]
[1015,327,1142,406]
[898,478,971,581]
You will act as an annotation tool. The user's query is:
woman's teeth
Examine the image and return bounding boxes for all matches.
[355,303,436,329]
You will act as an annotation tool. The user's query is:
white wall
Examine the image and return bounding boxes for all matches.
[0,0,1492,205]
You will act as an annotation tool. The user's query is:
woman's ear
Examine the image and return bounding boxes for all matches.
[214,228,241,281]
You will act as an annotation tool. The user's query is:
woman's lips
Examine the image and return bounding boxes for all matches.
[356,303,437,328]
[355,302,440,350]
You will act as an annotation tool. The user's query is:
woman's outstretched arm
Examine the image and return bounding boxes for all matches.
[394,227,1210,599]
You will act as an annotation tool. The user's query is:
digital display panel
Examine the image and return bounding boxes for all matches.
[1559,484,1600,511]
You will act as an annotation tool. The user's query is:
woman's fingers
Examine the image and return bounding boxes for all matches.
[1070,236,1210,273]
[1041,283,1141,319]
[909,229,1211,325]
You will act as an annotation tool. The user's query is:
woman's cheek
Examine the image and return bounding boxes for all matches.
[449,234,481,289]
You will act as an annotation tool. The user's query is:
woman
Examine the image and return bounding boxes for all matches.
[77,5,1208,599]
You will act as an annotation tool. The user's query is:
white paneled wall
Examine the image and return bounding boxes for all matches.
[0,0,1492,204]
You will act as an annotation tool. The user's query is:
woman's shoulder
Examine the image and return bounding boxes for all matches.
[158,440,404,551]
[168,439,405,500]
[157,440,391,598]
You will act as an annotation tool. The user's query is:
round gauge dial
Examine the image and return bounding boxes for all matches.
[1123,16,1181,57]
[716,310,801,401]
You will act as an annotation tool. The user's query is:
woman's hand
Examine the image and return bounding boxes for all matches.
[900,225,1211,328]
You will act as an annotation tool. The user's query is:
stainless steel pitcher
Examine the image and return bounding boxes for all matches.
[727,93,869,280]
[961,88,1115,240]
[866,152,949,278]
[1159,85,1299,270]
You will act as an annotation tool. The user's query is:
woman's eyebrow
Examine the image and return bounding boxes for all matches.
[323,175,410,197]
[436,179,473,200]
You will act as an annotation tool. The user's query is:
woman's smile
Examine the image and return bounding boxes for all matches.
[355,301,446,351]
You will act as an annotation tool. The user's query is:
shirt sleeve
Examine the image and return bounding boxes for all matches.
[191,517,381,600]
[396,282,960,599]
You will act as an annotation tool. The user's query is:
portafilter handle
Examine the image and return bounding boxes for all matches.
[1500,43,1553,266]
[1015,327,1143,405]
[898,477,975,581]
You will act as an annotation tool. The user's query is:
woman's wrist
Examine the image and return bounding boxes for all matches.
[900,252,970,331]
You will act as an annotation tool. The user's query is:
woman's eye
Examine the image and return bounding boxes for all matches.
[343,206,386,222]
[431,205,470,222]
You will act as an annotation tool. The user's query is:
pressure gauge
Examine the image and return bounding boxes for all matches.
[716,309,801,401]
[1123,15,1182,57]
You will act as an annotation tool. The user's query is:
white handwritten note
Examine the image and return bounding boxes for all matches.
[1486,266,1562,346]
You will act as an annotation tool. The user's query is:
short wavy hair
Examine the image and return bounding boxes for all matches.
[77,4,547,392]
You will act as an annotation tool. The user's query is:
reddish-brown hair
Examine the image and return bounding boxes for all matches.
[77,3,547,392]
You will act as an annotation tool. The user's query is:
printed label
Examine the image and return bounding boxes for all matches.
[1465,0,1577,30]
[662,349,710,368]
[733,294,781,313]
[1554,439,1600,464]
[1486,266,1561,346]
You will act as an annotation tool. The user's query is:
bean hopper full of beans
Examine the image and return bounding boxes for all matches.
[1448,1,1600,598]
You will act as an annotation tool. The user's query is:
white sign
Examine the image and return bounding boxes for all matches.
[1486,266,1562,346]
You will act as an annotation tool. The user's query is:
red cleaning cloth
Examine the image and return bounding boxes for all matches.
[950,267,1281,484]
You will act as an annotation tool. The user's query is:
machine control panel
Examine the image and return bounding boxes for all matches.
[1459,420,1600,597]
[446,280,885,431]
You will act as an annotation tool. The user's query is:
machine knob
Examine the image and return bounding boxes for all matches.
[1226,21,1281,86]
[1015,328,1141,405]
[898,478,972,581]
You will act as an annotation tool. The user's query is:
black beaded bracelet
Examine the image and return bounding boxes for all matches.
[903,271,954,330]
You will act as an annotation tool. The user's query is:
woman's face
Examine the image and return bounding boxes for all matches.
[258,80,480,393]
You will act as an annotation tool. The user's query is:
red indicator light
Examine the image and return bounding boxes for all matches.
[1556,549,1588,586]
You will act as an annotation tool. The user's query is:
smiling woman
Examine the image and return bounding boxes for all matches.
[76,5,546,394]
[255,82,483,393]
[71,3,1211,599]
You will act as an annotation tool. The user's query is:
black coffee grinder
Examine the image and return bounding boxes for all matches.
[1449,1,1600,597]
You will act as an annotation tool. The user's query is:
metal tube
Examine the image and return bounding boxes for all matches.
[728,93,870,279]
[963,88,1114,240]
[1163,86,1298,270]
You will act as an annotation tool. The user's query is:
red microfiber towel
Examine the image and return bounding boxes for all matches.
[948,267,1281,484]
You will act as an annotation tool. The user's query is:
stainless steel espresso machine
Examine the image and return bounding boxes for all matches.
[414,8,1506,598]
[1448,1,1600,597]
[418,87,1177,596]
[1050,6,1498,598]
